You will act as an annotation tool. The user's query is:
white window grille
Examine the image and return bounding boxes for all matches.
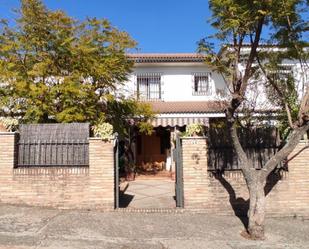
[267,65,294,83]
[136,73,162,101]
[193,73,212,96]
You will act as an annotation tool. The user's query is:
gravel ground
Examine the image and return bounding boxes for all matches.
[0,204,308,249]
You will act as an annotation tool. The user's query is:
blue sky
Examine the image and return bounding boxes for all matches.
[0,0,215,53]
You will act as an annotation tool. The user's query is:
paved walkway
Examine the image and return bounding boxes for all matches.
[120,178,175,209]
[0,204,308,248]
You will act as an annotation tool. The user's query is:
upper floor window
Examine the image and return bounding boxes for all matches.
[267,65,293,83]
[192,73,212,96]
[136,73,162,101]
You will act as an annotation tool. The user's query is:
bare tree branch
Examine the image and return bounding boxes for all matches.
[298,85,309,123]
[255,54,294,109]
[256,54,298,129]
[240,17,265,96]
[226,110,252,175]
[285,102,295,129]
[202,46,233,94]
[262,123,309,178]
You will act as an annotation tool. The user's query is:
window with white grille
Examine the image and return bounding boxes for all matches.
[136,73,162,101]
[267,65,293,83]
[193,73,212,95]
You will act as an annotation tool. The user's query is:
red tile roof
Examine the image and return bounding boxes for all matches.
[147,101,227,114]
[127,53,206,63]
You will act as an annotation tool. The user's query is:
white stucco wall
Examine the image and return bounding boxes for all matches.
[116,59,308,108]
[244,59,309,110]
[118,62,227,101]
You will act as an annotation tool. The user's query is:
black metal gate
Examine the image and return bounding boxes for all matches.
[175,135,184,208]
[17,123,89,167]
[114,134,120,209]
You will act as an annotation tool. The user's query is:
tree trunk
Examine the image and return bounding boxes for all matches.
[247,181,266,240]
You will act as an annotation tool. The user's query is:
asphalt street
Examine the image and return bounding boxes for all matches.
[0,204,308,249]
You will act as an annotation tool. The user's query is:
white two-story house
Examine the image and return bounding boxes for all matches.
[121,50,308,174]
[123,53,228,172]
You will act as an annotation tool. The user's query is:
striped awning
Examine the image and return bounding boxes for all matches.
[150,117,209,127]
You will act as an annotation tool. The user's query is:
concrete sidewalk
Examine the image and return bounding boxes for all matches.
[0,204,308,249]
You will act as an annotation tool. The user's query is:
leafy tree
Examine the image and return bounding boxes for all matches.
[0,0,136,123]
[0,0,155,172]
[104,95,154,166]
[105,96,154,137]
[199,0,308,239]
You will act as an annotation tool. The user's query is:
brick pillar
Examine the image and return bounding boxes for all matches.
[0,132,17,172]
[89,138,115,208]
[182,137,209,209]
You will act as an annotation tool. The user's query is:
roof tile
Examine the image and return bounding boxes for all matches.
[147,101,227,114]
[127,53,206,63]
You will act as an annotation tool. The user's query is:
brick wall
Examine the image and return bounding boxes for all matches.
[0,133,114,209]
[2,132,308,215]
[182,137,309,216]
[88,138,115,208]
[182,137,209,208]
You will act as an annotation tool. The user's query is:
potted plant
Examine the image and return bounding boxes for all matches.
[183,123,205,137]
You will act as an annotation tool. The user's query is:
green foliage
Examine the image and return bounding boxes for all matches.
[0,0,136,124]
[182,123,205,137]
[0,117,19,131]
[138,121,153,136]
[104,95,154,172]
[92,121,114,140]
[199,0,308,76]
[199,0,308,238]
[105,95,155,138]
[199,0,308,137]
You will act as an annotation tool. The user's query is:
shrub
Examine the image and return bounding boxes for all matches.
[92,122,114,140]
[0,117,19,132]
[184,123,204,137]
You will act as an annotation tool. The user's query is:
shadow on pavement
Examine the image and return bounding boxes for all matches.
[212,170,283,230]
[119,193,134,208]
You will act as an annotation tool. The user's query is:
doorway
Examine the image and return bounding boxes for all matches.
[115,128,184,209]
[136,127,171,177]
